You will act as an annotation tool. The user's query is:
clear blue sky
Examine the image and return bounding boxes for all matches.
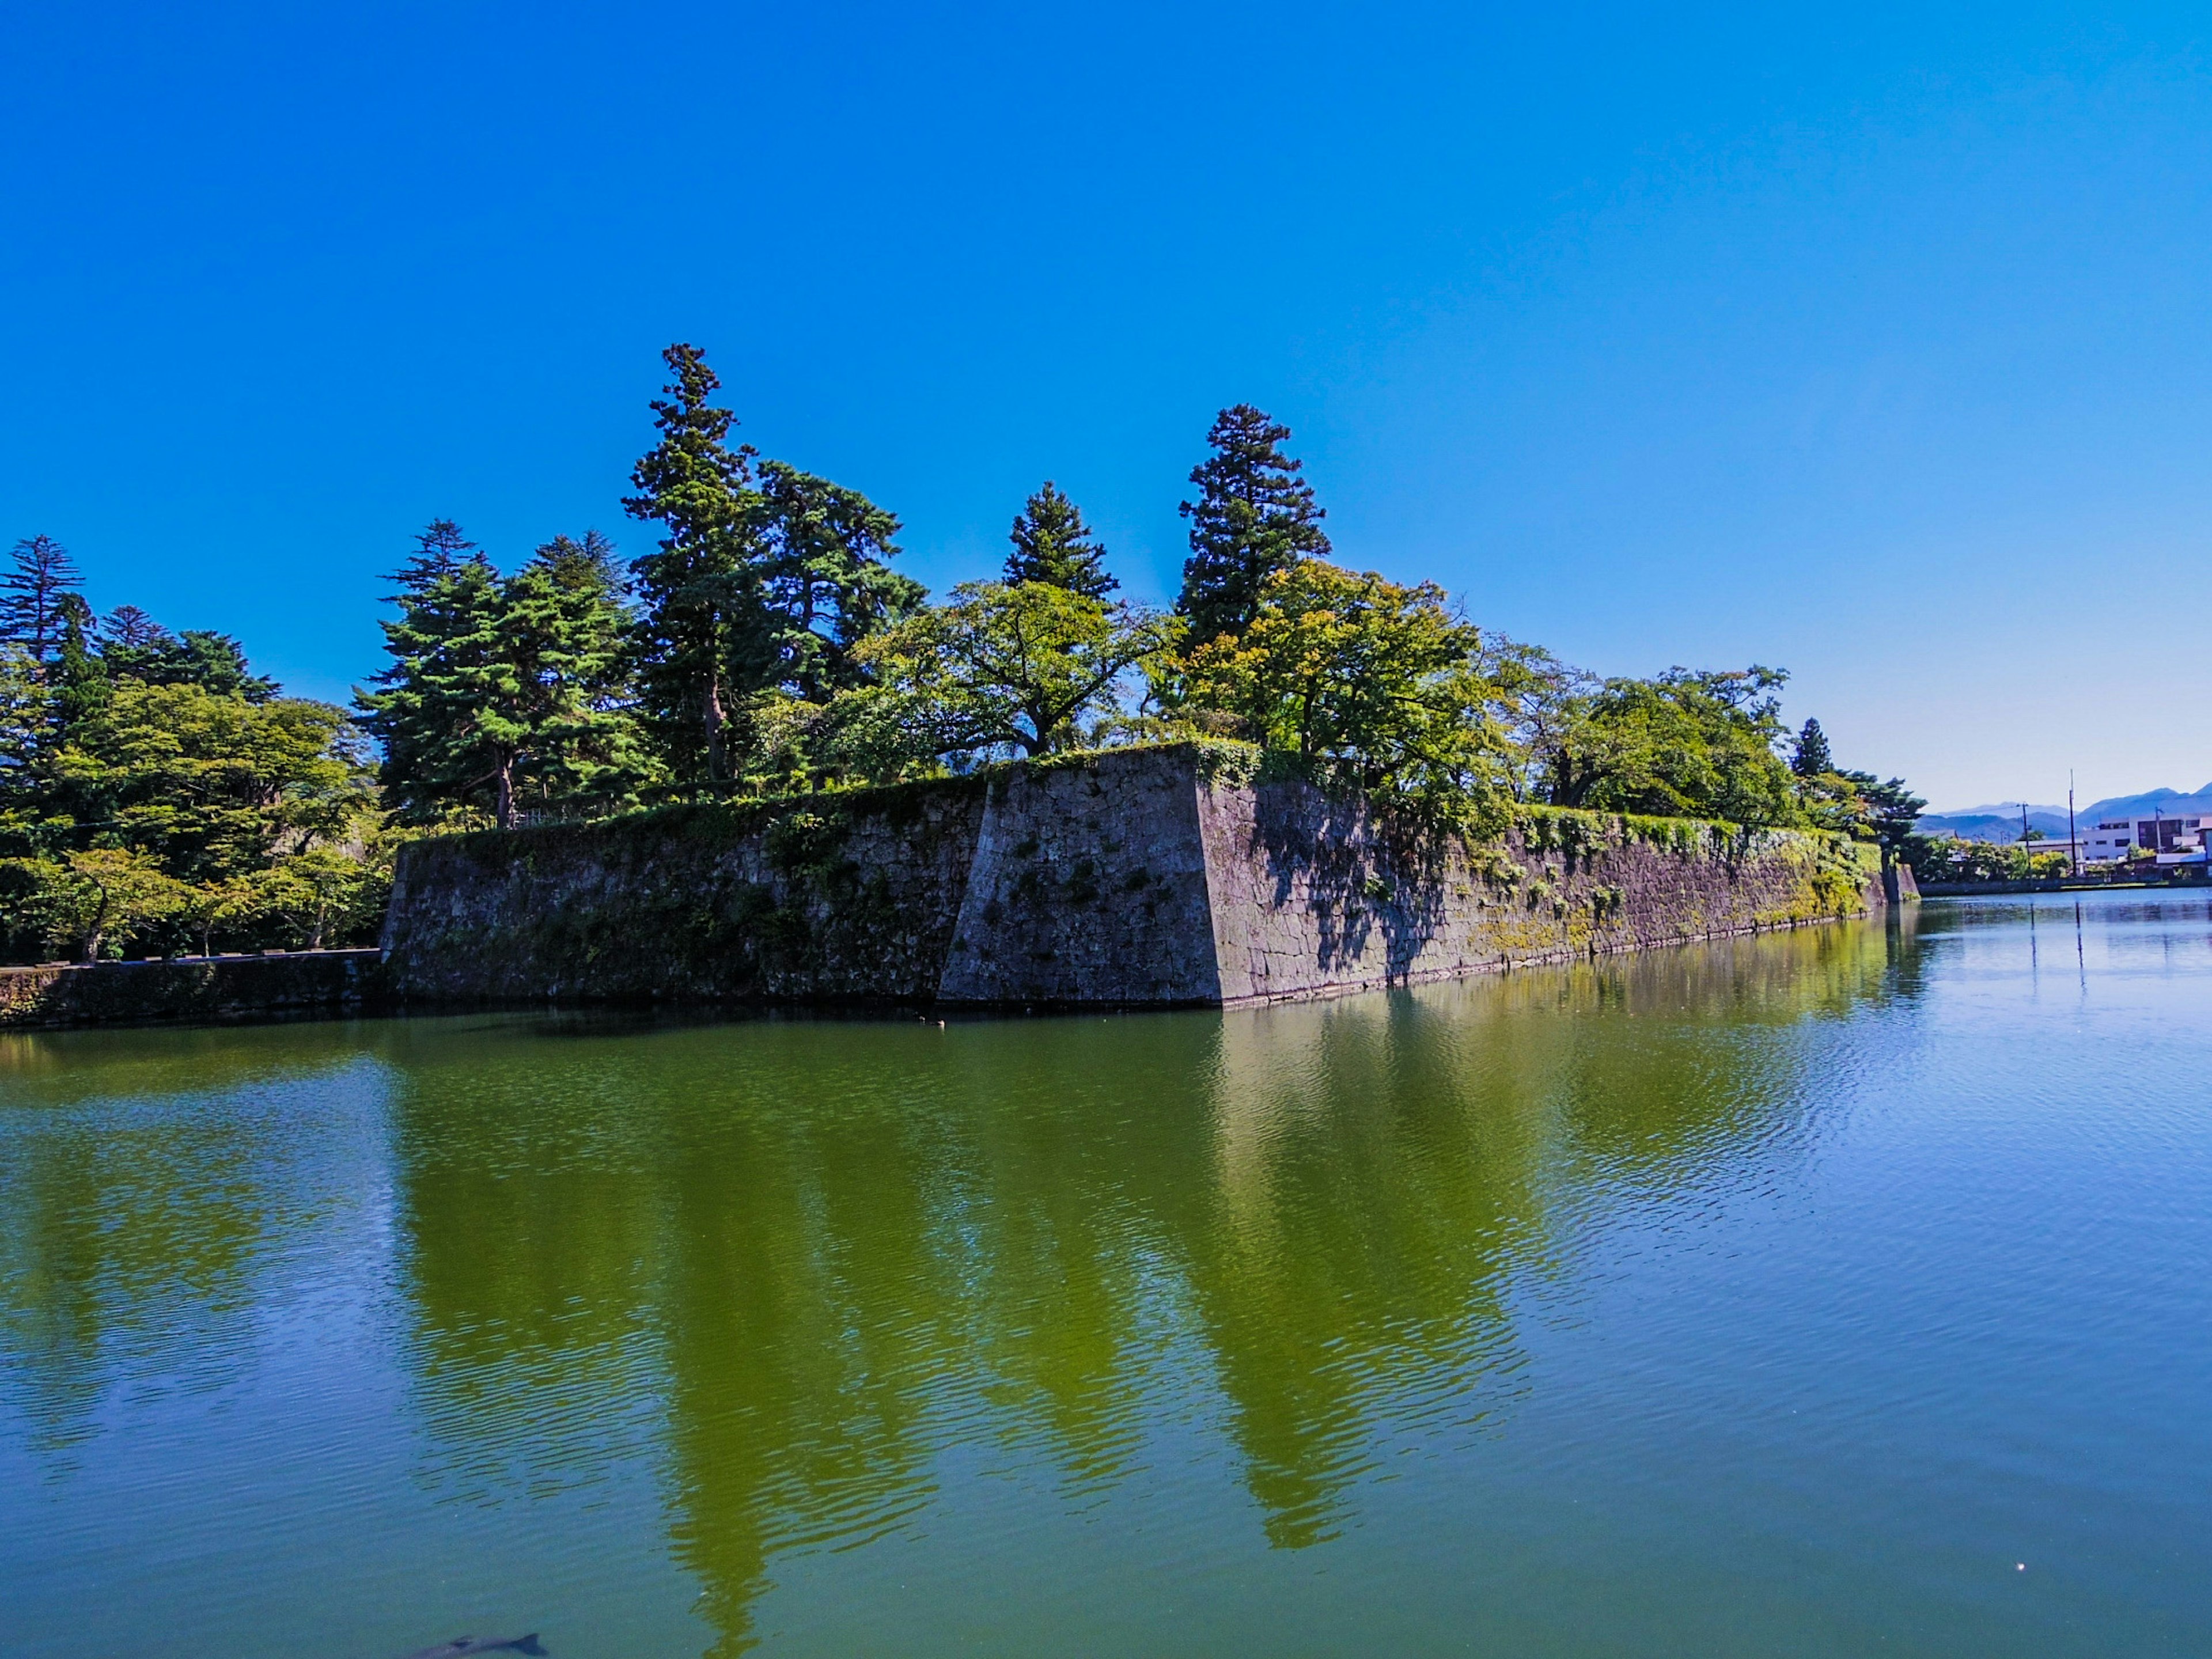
[6,2,2210,808]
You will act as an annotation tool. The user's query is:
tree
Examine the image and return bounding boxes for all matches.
[1,535,83,665]
[355,544,514,823]
[746,460,925,704]
[1176,406,1331,646]
[357,526,646,827]
[498,531,652,805]
[231,847,373,950]
[854,582,1181,764]
[100,626,278,701]
[1544,666,1804,828]
[1791,718,1832,778]
[623,344,761,781]
[1475,637,1596,802]
[101,605,166,649]
[1180,559,1513,832]
[5,847,189,962]
[1005,482,1118,599]
[47,677,368,883]
[1854,772,1926,866]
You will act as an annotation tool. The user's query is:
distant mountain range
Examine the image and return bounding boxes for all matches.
[1918,786,2212,843]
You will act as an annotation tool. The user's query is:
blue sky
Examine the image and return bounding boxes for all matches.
[5,2,2210,807]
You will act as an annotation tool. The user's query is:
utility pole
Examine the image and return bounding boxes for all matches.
[2069,772,2078,879]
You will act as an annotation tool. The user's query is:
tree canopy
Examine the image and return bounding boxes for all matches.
[2,343,1930,959]
[1176,406,1331,647]
[356,525,647,828]
[1178,559,1513,832]
[1005,482,1118,599]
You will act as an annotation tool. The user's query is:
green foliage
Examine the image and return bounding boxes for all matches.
[1904,834,2068,885]
[1,535,82,664]
[1176,406,1331,646]
[744,459,926,703]
[622,344,923,782]
[1790,718,1832,777]
[3,847,189,963]
[1005,482,1117,599]
[0,550,385,963]
[622,344,761,780]
[1542,666,1804,829]
[46,677,368,880]
[1176,559,1513,834]
[849,581,1182,767]
[358,525,650,828]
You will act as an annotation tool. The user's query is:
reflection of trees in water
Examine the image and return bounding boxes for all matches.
[1184,916,1912,1544]
[0,1025,382,1459]
[379,916,1911,1650]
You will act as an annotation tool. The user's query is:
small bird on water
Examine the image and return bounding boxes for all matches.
[401,1637,546,1659]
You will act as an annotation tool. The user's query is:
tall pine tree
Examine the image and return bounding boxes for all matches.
[501,531,650,803]
[747,460,925,704]
[1791,718,1833,777]
[1,535,84,666]
[622,344,761,781]
[356,536,514,824]
[1004,482,1118,599]
[358,525,647,827]
[1176,406,1330,646]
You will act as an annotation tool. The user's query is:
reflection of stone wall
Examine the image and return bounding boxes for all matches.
[382,744,1887,1009]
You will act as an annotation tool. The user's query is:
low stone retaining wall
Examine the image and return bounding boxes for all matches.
[382,744,1887,1011]
[0,949,386,1029]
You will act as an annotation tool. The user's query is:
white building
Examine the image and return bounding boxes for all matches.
[2080,815,2207,864]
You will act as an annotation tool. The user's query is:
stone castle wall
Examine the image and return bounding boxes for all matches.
[380,743,1888,1010]
[0,949,385,1029]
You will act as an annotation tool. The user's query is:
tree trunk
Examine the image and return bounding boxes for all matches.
[80,928,103,966]
[495,756,516,830]
[704,664,729,782]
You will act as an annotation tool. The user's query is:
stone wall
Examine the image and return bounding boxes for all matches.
[380,743,1887,1010]
[0,949,385,1029]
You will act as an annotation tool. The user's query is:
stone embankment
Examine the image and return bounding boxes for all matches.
[0,949,385,1029]
[382,743,1890,1011]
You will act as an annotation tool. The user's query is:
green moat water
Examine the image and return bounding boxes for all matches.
[3,893,2208,1656]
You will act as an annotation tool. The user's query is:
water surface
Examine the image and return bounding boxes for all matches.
[3,893,2208,1656]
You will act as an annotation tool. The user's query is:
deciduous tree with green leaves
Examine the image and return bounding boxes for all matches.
[1542,666,1805,828]
[1179,558,1513,832]
[852,581,1180,765]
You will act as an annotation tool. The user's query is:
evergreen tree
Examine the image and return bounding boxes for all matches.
[1791,717,1833,778]
[355,540,514,823]
[399,519,478,585]
[1,535,84,665]
[622,344,761,781]
[358,525,647,827]
[1004,482,1118,599]
[748,460,925,704]
[101,605,167,649]
[1176,406,1331,646]
[100,624,278,701]
[500,531,651,804]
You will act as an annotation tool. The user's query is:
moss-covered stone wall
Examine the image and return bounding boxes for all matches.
[0,949,385,1029]
[379,743,1887,1010]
